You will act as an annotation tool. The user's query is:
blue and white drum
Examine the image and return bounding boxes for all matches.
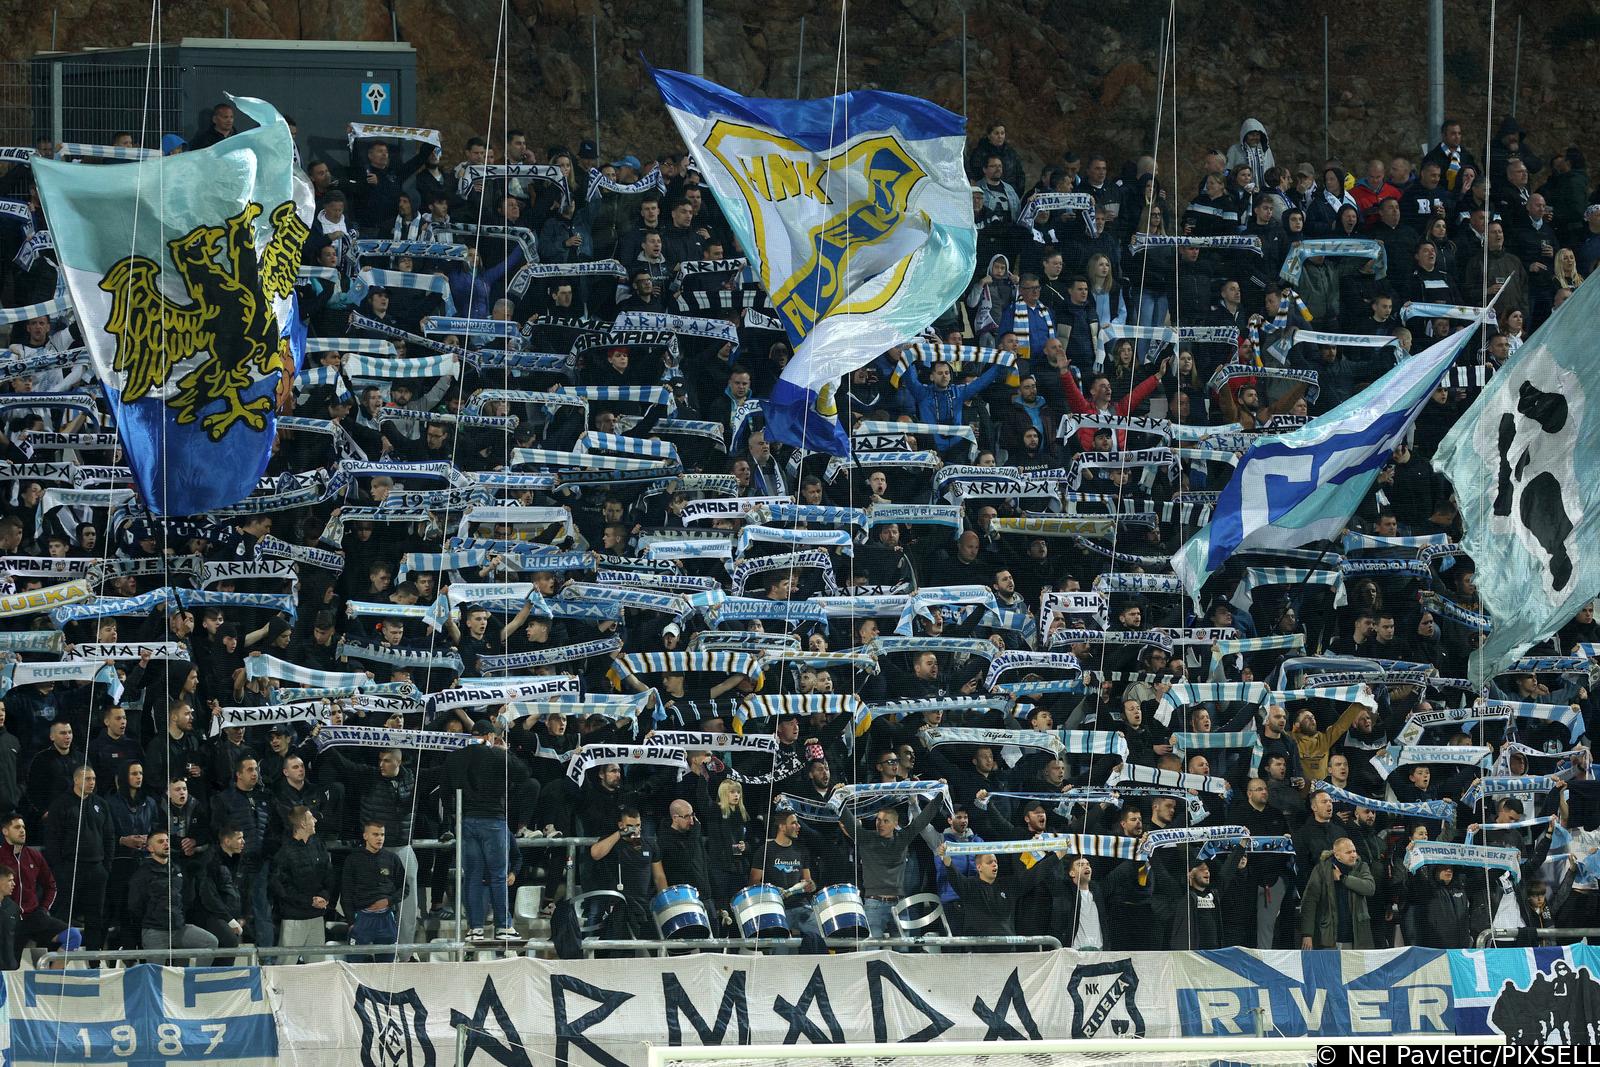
[813,884,868,937]
[731,884,790,938]
[651,885,709,939]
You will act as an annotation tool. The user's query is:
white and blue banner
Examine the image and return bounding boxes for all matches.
[1434,276,1600,677]
[32,95,313,515]
[0,948,1535,1062]
[652,66,975,454]
[1174,324,1478,600]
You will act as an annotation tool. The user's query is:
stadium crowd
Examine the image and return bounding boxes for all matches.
[0,101,1595,965]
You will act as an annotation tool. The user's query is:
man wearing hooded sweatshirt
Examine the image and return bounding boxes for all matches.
[1226,118,1276,185]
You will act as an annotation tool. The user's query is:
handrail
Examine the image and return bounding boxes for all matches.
[36,940,545,967]
[581,933,1061,957]
[1473,926,1600,948]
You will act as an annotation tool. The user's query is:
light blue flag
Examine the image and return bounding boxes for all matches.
[32,95,313,515]
[1434,276,1600,678]
[1174,325,1477,601]
[650,67,975,454]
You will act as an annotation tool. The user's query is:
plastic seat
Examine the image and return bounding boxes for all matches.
[891,893,952,939]
[513,885,545,935]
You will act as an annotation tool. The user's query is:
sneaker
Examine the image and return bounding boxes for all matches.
[495,926,519,940]
[516,827,542,840]
[467,927,485,940]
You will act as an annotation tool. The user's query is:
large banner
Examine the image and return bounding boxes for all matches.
[6,947,1593,1063]
[1448,944,1600,1042]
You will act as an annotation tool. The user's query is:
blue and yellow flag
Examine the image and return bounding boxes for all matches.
[32,96,312,515]
[651,68,975,454]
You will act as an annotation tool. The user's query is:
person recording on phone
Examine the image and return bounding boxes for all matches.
[587,807,655,945]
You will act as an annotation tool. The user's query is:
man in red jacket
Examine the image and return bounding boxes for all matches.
[0,813,69,953]
[1059,357,1169,449]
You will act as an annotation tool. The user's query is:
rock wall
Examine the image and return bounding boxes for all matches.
[14,0,1598,187]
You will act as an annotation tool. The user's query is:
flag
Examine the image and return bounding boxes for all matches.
[1433,278,1600,677]
[32,95,312,515]
[650,67,975,454]
[1174,325,1477,599]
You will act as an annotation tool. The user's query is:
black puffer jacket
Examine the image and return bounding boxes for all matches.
[270,836,334,921]
[126,857,187,931]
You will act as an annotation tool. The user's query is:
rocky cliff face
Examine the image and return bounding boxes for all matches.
[14,0,1597,186]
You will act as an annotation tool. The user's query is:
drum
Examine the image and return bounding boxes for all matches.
[731,884,790,938]
[651,885,710,939]
[813,884,868,938]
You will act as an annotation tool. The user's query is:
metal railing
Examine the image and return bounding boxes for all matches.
[580,934,1062,958]
[38,941,504,968]
[1474,927,1600,948]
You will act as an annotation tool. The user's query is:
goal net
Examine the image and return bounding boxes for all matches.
[647,1037,1504,1067]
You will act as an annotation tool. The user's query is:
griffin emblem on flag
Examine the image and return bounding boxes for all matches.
[98,199,308,440]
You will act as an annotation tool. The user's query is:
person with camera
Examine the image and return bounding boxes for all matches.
[587,807,655,950]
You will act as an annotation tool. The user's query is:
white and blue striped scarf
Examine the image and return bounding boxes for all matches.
[944,834,1138,860]
[865,503,963,534]
[895,585,1002,637]
[245,656,372,691]
[1138,824,1252,860]
[1404,841,1520,880]
[1055,730,1130,758]
[304,337,398,355]
[1110,763,1233,800]
[315,725,473,753]
[345,601,435,623]
[1292,329,1402,351]
[356,269,455,315]
[426,676,581,714]
[598,570,721,592]
[1279,239,1387,284]
[853,420,978,456]
[553,385,676,412]
[50,588,170,626]
[1092,572,1186,595]
[1231,567,1347,613]
[1400,301,1497,325]
[57,142,155,161]
[923,727,1060,755]
[178,590,298,623]
[735,693,867,729]
[1129,233,1263,255]
[866,696,1014,721]
[1272,685,1379,708]
[563,583,688,618]
[1369,744,1493,779]
[985,650,1083,688]
[709,597,827,626]
[1198,835,1297,863]
[1460,775,1564,810]
[577,431,681,464]
[735,523,853,557]
[345,351,459,380]
[338,641,466,673]
[477,637,621,673]
[0,630,64,653]
[815,594,912,618]
[1489,700,1585,743]
[751,502,867,529]
[868,635,999,661]
[692,631,800,654]
[729,549,838,594]
[612,310,739,344]
[1315,779,1455,824]
[1018,192,1097,231]
[1465,817,1555,845]
[1155,683,1269,726]
[508,259,626,298]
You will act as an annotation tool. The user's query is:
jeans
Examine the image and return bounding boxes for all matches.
[240,860,276,947]
[462,816,510,929]
[782,905,826,954]
[1137,291,1171,360]
[351,907,399,963]
[391,845,418,946]
[142,924,219,963]
[864,898,896,940]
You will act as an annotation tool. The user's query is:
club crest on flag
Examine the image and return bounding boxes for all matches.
[32,94,313,515]
[100,199,308,440]
[701,123,927,339]
[652,67,975,455]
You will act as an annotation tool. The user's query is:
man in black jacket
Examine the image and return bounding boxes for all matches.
[342,820,406,962]
[43,764,113,951]
[444,722,532,939]
[936,842,1062,938]
[652,799,718,926]
[190,825,246,965]
[127,830,218,960]
[211,755,273,947]
[270,806,333,957]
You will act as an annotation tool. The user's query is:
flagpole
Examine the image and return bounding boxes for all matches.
[687,0,705,77]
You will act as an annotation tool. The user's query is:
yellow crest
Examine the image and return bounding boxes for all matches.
[701,122,927,341]
[97,200,310,441]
